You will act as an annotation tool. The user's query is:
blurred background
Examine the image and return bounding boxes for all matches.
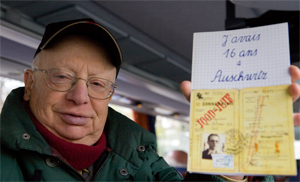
[0,1,299,180]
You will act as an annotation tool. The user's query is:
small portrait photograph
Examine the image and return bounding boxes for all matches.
[202,133,225,160]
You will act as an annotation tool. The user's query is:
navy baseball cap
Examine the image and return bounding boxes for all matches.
[34,18,122,76]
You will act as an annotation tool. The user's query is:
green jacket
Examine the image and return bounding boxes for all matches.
[1,87,273,181]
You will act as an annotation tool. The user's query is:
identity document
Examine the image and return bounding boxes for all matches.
[188,23,296,175]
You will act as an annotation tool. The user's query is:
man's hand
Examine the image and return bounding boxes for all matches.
[180,65,300,126]
[180,80,192,102]
[289,65,300,126]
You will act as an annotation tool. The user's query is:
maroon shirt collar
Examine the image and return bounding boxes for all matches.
[22,101,106,170]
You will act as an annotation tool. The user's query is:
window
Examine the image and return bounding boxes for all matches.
[0,76,24,112]
[155,115,189,157]
[109,103,133,120]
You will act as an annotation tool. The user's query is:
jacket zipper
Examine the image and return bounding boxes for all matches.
[91,151,111,181]
[53,156,86,181]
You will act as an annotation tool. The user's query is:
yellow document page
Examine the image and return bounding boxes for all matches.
[188,89,240,174]
[240,85,296,175]
[188,85,296,175]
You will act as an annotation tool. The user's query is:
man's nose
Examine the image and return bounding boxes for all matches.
[66,78,90,105]
[211,141,218,145]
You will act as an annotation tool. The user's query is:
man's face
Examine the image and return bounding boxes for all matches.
[207,135,220,150]
[23,35,116,145]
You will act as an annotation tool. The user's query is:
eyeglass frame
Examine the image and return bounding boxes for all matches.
[33,68,117,100]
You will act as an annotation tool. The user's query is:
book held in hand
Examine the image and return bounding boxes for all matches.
[188,23,297,175]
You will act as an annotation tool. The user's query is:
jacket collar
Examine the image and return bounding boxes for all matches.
[1,87,51,154]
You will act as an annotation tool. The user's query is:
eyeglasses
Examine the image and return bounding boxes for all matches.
[34,68,117,100]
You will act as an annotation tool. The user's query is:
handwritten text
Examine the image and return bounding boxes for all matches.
[222,34,261,47]
[211,70,267,83]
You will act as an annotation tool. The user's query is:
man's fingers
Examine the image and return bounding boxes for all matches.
[289,65,300,126]
[289,65,300,83]
[289,83,300,103]
[293,113,300,127]
[180,80,191,102]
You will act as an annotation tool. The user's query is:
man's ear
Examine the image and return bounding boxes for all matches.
[23,69,34,101]
[107,89,115,102]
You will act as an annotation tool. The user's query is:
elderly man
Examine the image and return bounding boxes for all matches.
[1,18,299,181]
